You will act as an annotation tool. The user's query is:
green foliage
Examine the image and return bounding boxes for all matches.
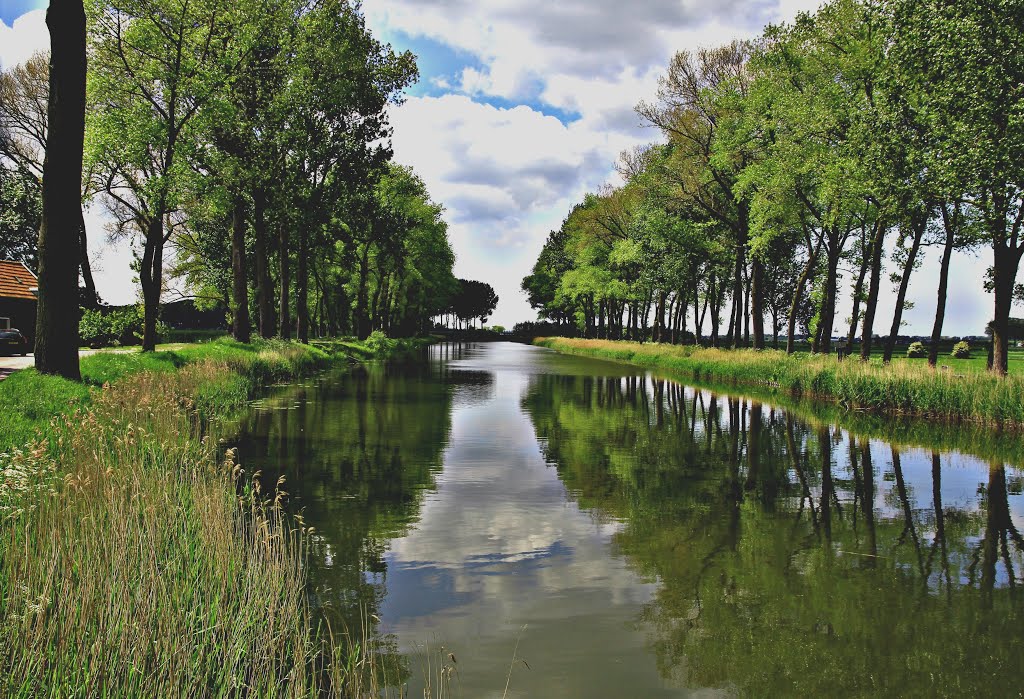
[79,306,171,348]
[364,330,397,357]
[906,341,926,358]
[0,166,40,269]
[952,341,972,359]
[79,307,137,347]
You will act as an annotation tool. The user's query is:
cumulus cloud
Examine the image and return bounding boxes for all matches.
[0,10,47,69]
[387,94,647,321]
[367,1,836,325]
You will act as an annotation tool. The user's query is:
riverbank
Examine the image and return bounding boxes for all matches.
[0,336,426,696]
[535,338,1024,429]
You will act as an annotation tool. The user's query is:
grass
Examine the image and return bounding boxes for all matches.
[0,336,427,455]
[0,335,433,697]
[535,338,1024,429]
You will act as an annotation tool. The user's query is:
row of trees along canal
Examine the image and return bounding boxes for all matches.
[521,0,1024,374]
[0,0,499,381]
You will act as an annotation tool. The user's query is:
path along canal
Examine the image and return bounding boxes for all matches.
[233,342,1024,697]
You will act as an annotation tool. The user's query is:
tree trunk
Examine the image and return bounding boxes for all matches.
[860,220,886,360]
[990,241,1023,375]
[139,217,164,352]
[751,257,765,349]
[928,204,957,367]
[79,208,98,309]
[883,214,926,362]
[743,263,751,347]
[253,187,273,338]
[710,271,722,347]
[846,231,871,348]
[296,222,308,343]
[817,237,841,355]
[34,0,86,379]
[787,234,820,354]
[230,194,250,343]
[354,242,371,340]
[654,291,667,343]
[278,222,290,339]
[730,249,743,348]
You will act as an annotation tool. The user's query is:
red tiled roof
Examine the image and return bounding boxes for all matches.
[0,260,38,301]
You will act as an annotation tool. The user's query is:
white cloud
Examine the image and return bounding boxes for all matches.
[367,0,836,326]
[388,94,647,323]
[0,10,48,70]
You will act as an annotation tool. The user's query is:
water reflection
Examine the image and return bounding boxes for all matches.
[523,370,1024,695]
[234,343,1024,696]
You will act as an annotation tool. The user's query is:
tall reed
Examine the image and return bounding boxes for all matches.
[1,359,325,696]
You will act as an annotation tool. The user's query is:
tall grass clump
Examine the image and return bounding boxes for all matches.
[0,337,455,696]
[0,361,325,696]
[535,338,1024,428]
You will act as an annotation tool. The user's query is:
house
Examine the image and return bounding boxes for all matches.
[0,260,38,339]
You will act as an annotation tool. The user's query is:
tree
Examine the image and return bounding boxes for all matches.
[0,51,98,306]
[892,0,1024,374]
[638,42,764,348]
[86,0,252,351]
[34,0,87,379]
[449,279,498,329]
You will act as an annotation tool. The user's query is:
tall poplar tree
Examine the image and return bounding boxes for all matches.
[34,0,86,379]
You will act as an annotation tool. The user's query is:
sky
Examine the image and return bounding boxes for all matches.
[0,0,1004,334]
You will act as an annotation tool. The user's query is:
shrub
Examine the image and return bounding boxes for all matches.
[951,340,971,359]
[906,341,927,358]
[364,330,396,357]
[79,306,167,348]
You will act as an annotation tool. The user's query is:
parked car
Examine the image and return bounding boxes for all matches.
[0,328,30,356]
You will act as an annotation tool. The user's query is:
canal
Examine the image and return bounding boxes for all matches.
[234,342,1024,696]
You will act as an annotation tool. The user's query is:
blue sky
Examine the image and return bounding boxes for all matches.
[0,1,45,26]
[0,0,1002,333]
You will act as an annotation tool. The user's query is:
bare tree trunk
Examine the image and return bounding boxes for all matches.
[990,241,1023,375]
[816,231,841,355]
[730,249,743,348]
[928,204,957,366]
[34,0,86,379]
[230,194,250,343]
[79,208,98,309]
[278,222,290,339]
[787,234,820,354]
[883,214,926,362]
[846,233,871,348]
[860,220,886,360]
[253,187,273,338]
[751,256,765,349]
[296,222,308,343]
[354,242,371,340]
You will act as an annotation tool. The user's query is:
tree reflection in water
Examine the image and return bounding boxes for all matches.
[522,372,1024,696]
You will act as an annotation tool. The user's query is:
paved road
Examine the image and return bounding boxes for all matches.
[0,350,106,380]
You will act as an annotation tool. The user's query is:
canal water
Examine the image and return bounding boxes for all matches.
[234,342,1024,697]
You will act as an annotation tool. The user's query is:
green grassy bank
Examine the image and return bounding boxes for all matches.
[535,338,1024,429]
[0,337,424,697]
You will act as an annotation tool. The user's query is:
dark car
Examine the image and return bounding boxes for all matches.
[0,329,29,356]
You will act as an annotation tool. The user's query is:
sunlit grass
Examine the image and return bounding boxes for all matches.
[0,338,433,696]
[536,338,1024,427]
